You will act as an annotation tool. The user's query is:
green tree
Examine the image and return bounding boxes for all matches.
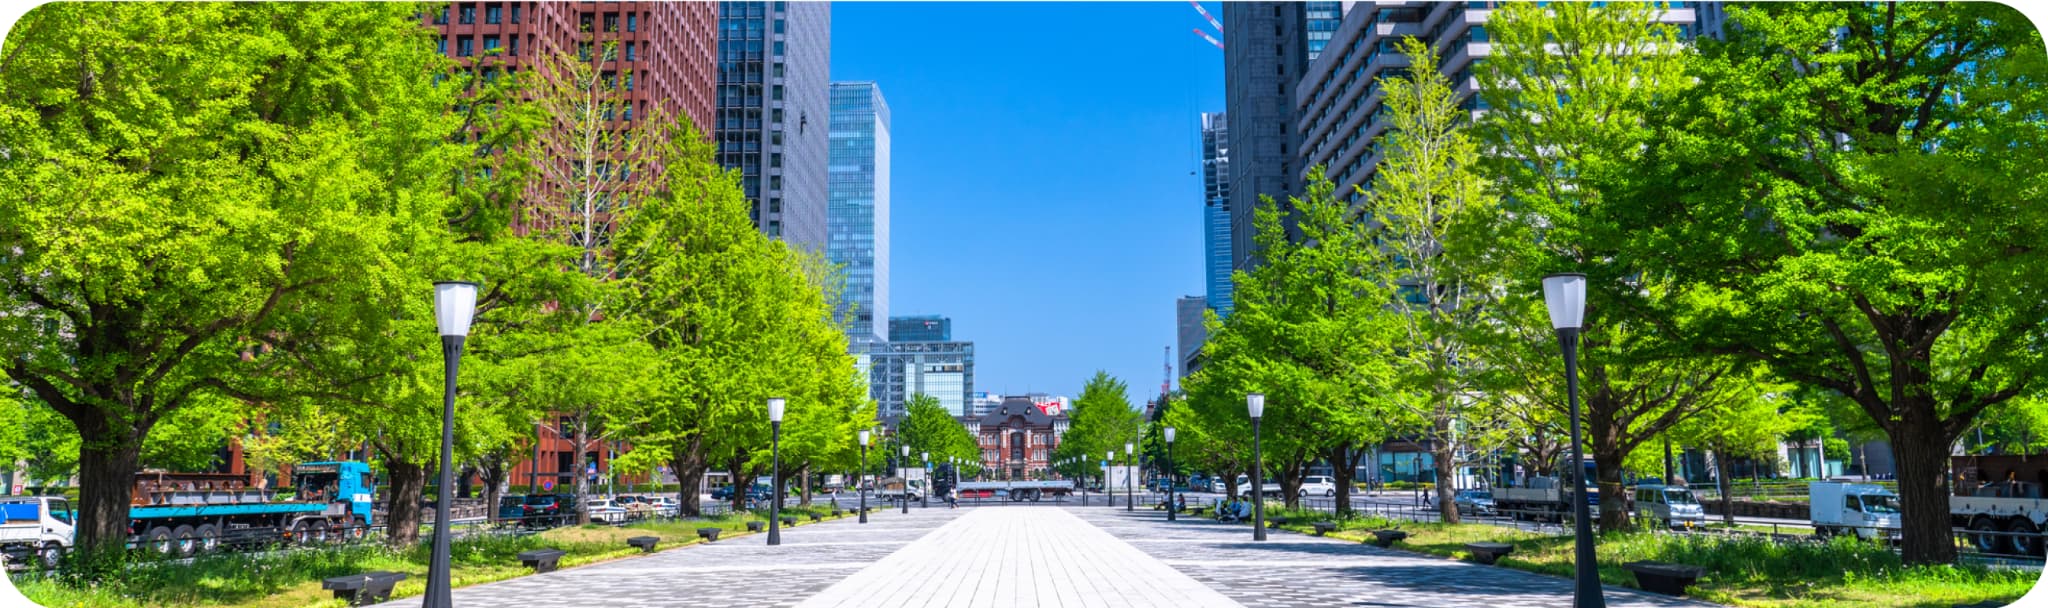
[1054,372,1144,487]
[897,394,977,470]
[1630,2,2048,563]
[0,3,482,558]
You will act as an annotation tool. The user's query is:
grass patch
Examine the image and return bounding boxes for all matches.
[1246,508,2031,608]
[10,507,871,608]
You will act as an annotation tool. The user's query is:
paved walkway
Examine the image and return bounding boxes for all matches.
[798,507,1242,608]
[381,505,1722,607]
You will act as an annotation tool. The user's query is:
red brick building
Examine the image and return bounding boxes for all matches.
[426,2,716,131]
[966,397,1070,481]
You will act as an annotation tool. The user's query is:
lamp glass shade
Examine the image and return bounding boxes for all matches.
[767,398,786,422]
[858,429,871,446]
[902,445,909,456]
[921,451,929,461]
[1164,427,1176,443]
[1541,273,1588,330]
[1124,442,1133,455]
[432,281,480,337]
[1247,393,1265,419]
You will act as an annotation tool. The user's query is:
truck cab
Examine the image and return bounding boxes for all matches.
[292,461,377,533]
[1,496,74,569]
[1809,481,1900,540]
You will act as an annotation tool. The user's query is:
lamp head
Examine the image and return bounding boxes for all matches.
[1164,427,1176,443]
[1247,393,1265,419]
[767,398,785,422]
[1124,442,1133,455]
[858,429,871,446]
[432,281,480,337]
[1541,273,1588,330]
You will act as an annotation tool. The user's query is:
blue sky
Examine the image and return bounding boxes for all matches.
[832,2,1226,403]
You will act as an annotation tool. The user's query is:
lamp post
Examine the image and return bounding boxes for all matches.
[425,281,478,608]
[767,398,785,546]
[858,429,871,524]
[921,451,931,508]
[1543,272,1605,608]
[900,445,910,514]
[1165,427,1177,521]
[1248,393,1266,542]
[1124,442,1135,512]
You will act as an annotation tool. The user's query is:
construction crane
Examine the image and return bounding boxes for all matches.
[1190,1,1223,50]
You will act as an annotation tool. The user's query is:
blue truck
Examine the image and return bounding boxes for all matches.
[125,461,377,557]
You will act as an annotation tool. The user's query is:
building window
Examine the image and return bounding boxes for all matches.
[774,19,785,34]
[437,36,448,55]
[483,35,500,53]
[434,7,448,24]
[771,153,782,168]
[773,41,785,56]
[510,4,521,23]
[627,13,638,32]
[772,85,783,101]
[769,197,781,213]
[508,35,518,56]
[458,36,475,57]
[459,4,475,24]
[485,4,501,24]
[625,42,636,61]
[603,13,618,33]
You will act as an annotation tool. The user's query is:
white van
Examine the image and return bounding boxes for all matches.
[1810,481,1901,540]
[1630,485,1705,529]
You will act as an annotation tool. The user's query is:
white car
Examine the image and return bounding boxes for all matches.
[584,499,630,524]
[1298,476,1338,498]
[648,496,680,517]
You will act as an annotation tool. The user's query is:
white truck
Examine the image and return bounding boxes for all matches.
[2,496,74,569]
[874,476,923,502]
[1809,481,1901,541]
[1232,475,1284,500]
[1951,455,2048,556]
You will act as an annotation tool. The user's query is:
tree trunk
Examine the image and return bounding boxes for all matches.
[1891,415,1959,564]
[1434,440,1461,524]
[1713,449,1735,525]
[726,456,749,513]
[456,467,476,499]
[478,460,505,524]
[1594,443,1630,533]
[72,432,142,563]
[384,458,427,548]
[573,419,591,525]
[799,465,812,507]
[1279,456,1303,509]
[672,437,706,517]
[1329,445,1355,517]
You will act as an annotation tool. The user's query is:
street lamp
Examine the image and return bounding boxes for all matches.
[425,281,478,608]
[1165,427,1177,521]
[1105,450,1115,509]
[921,451,931,508]
[1124,442,1135,512]
[767,397,786,546]
[900,445,910,514]
[858,429,871,524]
[1248,392,1266,542]
[1543,272,1605,608]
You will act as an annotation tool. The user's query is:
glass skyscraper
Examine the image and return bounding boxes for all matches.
[716,2,830,250]
[1200,112,1232,318]
[889,315,950,342]
[829,82,890,342]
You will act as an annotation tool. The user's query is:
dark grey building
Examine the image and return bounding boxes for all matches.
[1222,1,1346,272]
[1176,296,1207,378]
[889,315,950,342]
[716,1,830,251]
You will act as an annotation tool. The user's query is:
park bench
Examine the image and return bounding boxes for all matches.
[1311,522,1338,536]
[746,521,765,532]
[321,571,406,606]
[809,512,823,522]
[1187,505,1208,516]
[1267,516,1289,528]
[780,516,797,527]
[1369,530,1408,548]
[697,527,723,542]
[517,548,567,573]
[832,508,844,517]
[1463,542,1514,565]
[1623,561,1706,596]
[626,536,660,553]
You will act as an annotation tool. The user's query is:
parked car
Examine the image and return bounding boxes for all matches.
[1188,474,1212,493]
[497,495,528,521]
[646,496,680,517]
[584,499,630,524]
[613,496,656,520]
[516,494,570,526]
[1298,476,1338,498]
[712,484,774,502]
[1632,485,1706,529]
[1453,489,1495,516]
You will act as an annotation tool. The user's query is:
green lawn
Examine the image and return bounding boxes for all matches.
[11,504,872,608]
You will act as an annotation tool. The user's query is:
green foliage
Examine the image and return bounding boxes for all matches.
[897,394,978,470]
[1054,372,1144,478]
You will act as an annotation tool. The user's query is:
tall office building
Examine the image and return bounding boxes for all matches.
[1176,296,1208,378]
[716,2,830,250]
[1200,112,1233,318]
[869,341,976,419]
[1222,2,1347,272]
[429,3,717,131]
[1292,2,1716,199]
[829,82,891,343]
[890,315,951,342]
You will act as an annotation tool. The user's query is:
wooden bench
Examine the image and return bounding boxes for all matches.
[517,548,567,573]
[626,536,659,553]
[321,571,406,606]
[746,521,765,532]
[1463,542,1514,565]
[1370,529,1408,548]
[1624,561,1706,596]
[696,527,723,542]
[1311,522,1338,536]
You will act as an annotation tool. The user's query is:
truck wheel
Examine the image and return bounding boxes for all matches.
[171,525,198,557]
[194,524,220,553]
[37,542,62,569]
[2007,519,2042,557]
[347,517,369,541]
[144,526,175,556]
[1971,518,2009,555]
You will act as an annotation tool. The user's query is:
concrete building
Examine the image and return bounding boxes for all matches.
[889,315,951,342]
[1292,1,1716,201]
[829,82,891,343]
[868,340,975,419]
[716,1,830,250]
[967,392,1004,417]
[1222,1,1347,271]
[1200,112,1233,319]
[1176,296,1207,378]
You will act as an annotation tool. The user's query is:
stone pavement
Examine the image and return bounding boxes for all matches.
[1070,506,1717,608]
[378,504,1725,607]
[797,506,1242,608]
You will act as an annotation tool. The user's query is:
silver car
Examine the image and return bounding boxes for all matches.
[1632,485,1706,529]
